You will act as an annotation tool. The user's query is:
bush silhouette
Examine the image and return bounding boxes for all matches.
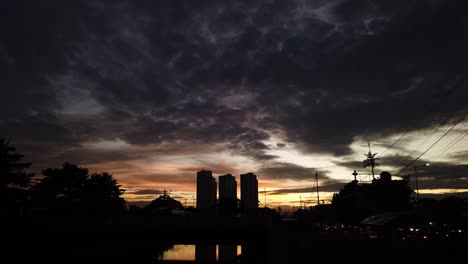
[0,137,34,217]
[32,163,126,216]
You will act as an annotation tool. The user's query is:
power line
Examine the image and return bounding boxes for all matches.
[377,130,410,158]
[397,73,468,165]
[396,110,468,175]
[397,107,465,167]
[397,118,450,166]
[429,127,468,162]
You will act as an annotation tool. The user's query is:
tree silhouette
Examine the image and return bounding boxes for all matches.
[434,196,467,228]
[332,171,413,223]
[331,180,373,223]
[32,163,126,216]
[82,172,126,216]
[370,172,413,212]
[33,163,88,215]
[144,190,184,215]
[362,143,380,180]
[0,137,34,217]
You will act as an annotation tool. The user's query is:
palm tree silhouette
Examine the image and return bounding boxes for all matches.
[362,143,380,180]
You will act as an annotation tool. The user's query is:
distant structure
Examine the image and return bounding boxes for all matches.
[363,143,380,180]
[195,244,216,263]
[144,189,184,215]
[240,172,258,211]
[219,244,237,263]
[196,170,217,210]
[219,174,237,200]
[218,174,238,214]
[380,171,392,181]
[352,170,358,182]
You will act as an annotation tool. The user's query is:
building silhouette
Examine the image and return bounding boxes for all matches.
[219,244,238,263]
[219,174,237,200]
[240,173,258,212]
[196,170,217,210]
[195,244,216,263]
[219,174,238,214]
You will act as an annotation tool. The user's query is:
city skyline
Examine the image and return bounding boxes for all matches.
[128,165,422,210]
[2,1,468,209]
[195,171,260,212]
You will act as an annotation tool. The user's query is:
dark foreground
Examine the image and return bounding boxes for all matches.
[5,217,467,264]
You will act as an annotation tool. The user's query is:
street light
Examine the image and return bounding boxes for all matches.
[402,163,430,200]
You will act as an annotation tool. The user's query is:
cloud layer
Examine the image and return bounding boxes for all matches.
[2,0,468,202]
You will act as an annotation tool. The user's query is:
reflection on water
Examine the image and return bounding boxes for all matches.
[160,244,242,263]
[161,245,197,261]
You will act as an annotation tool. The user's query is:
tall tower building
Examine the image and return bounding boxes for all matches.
[219,174,237,200]
[196,170,217,210]
[218,174,237,214]
[240,172,258,211]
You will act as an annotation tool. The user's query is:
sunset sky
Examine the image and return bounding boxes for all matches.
[2,0,468,209]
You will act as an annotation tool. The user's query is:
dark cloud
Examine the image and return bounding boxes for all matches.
[419,192,468,200]
[258,162,330,180]
[2,0,468,196]
[128,189,164,195]
[446,150,468,162]
[420,178,468,191]
[399,162,468,191]
[269,181,347,195]
[254,0,468,155]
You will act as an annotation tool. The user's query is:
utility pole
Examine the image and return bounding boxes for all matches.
[414,167,420,200]
[402,163,429,200]
[264,188,267,208]
[315,172,320,205]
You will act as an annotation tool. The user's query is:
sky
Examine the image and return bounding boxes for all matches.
[2,0,468,209]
